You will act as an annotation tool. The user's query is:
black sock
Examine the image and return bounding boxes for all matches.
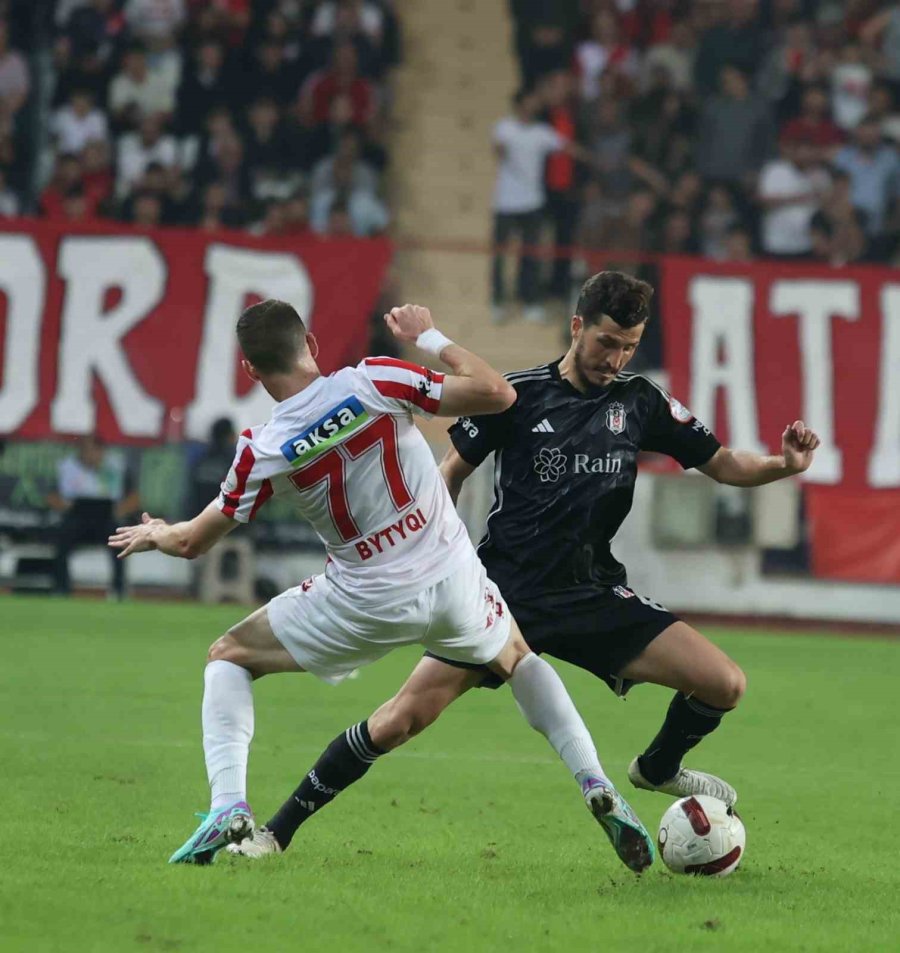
[638,693,730,785]
[266,721,384,850]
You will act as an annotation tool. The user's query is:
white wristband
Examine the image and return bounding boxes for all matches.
[416,328,454,357]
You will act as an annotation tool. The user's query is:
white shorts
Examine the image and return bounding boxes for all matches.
[266,553,511,684]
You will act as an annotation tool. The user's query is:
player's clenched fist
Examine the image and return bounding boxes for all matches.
[384,304,434,342]
[782,420,821,474]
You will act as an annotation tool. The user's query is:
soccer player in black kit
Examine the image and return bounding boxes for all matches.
[231,272,821,868]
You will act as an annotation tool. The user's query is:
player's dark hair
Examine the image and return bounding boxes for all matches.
[236,299,307,374]
[575,271,653,329]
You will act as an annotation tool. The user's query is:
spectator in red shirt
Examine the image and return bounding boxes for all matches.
[60,183,101,222]
[300,41,375,129]
[541,70,579,299]
[82,138,114,209]
[282,189,313,237]
[780,83,844,164]
[41,153,86,219]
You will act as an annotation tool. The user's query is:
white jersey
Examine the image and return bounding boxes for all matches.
[216,357,475,604]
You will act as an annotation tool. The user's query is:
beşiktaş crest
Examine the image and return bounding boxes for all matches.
[605,401,627,435]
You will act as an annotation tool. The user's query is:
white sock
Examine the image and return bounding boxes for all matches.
[202,660,254,811]
[507,653,605,779]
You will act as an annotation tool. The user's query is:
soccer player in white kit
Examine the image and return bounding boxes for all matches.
[109,299,654,870]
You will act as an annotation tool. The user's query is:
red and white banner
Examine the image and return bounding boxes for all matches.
[0,219,392,445]
[661,256,900,584]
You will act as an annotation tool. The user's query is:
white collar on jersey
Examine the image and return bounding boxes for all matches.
[271,375,327,415]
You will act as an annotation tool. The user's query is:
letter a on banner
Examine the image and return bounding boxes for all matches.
[185,244,314,440]
[689,276,765,453]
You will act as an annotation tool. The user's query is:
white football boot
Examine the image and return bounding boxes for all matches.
[226,826,283,858]
[627,757,737,806]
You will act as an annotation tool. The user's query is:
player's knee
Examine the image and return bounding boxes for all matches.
[715,664,746,709]
[728,665,747,707]
[207,634,245,667]
[488,632,531,681]
[371,696,439,749]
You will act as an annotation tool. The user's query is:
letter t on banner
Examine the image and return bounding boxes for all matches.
[770,280,859,484]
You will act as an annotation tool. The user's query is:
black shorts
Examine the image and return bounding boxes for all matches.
[424,584,679,694]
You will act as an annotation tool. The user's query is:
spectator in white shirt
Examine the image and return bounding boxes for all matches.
[109,44,176,128]
[48,434,138,600]
[124,0,186,41]
[640,20,696,94]
[575,10,638,103]
[52,88,108,154]
[491,87,589,323]
[831,40,873,131]
[311,1,383,45]
[757,132,831,258]
[310,153,389,235]
[116,112,178,198]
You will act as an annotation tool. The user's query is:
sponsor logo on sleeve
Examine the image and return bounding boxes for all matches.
[459,416,479,438]
[279,396,369,466]
[669,397,694,423]
[418,368,437,400]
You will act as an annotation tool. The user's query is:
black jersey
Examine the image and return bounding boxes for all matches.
[448,359,721,604]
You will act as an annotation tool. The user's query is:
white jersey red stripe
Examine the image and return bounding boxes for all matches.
[215,357,472,604]
[364,357,444,415]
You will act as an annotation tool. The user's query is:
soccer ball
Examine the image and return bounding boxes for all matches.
[657,795,746,877]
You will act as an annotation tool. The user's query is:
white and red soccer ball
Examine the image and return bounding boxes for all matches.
[657,795,746,877]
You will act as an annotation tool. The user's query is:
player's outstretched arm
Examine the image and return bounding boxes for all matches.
[698,420,821,487]
[107,502,236,559]
[384,304,515,417]
[439,447,476,505]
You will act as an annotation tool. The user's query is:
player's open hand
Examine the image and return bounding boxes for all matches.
[384,304,434,343]
[108,511,165,558]
[782,421,820,474]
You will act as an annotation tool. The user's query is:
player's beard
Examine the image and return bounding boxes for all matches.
[574,340,614,395]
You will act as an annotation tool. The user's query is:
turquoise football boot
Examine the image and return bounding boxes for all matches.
[579,774,655,873]
[168,800,254,865]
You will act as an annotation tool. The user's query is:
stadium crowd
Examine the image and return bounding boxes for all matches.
[493,0,900,322]
[0,0,400,236]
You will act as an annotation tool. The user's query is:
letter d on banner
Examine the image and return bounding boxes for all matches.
[186,244,314,439]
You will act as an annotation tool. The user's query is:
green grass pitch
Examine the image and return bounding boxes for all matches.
[2,595,898,952]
